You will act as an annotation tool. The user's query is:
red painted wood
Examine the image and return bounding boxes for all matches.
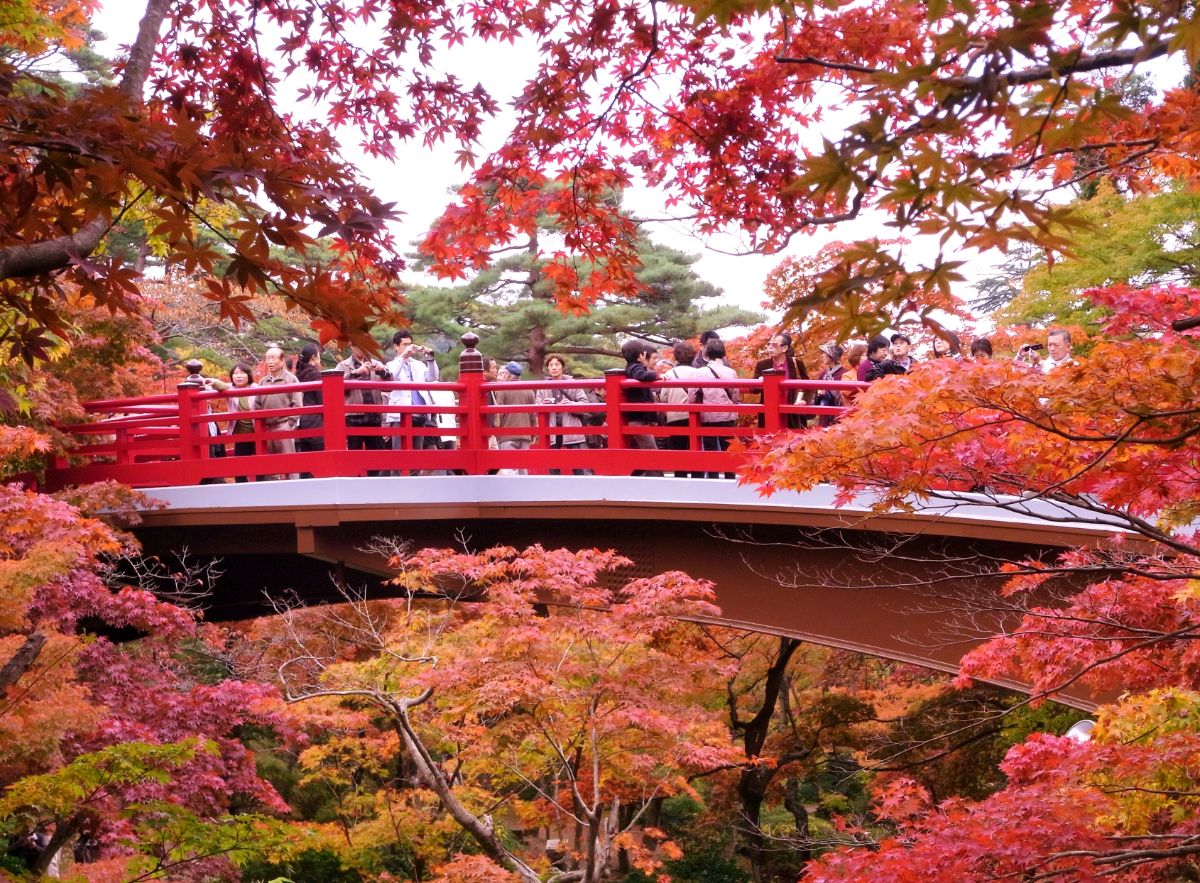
[45,375,867,489]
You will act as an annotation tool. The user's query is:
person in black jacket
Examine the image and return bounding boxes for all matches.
[293,342,324,478]
[622,339,662,476]
[295,343,324,454]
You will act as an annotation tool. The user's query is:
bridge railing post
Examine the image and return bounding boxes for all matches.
[321,370,348,465]
[459,333,485,475]
[760,369,784,434]
[603,369,625,453]
[176,381,202,484]
[114,422,132,467]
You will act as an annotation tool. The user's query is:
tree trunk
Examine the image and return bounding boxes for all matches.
[732,637,800,883]
[0,633,47,691]
[738,767,774,883]
[391,705,541,883]
[526,230,548,375]
[782,778,813,864]
[583,799,619,883]
[31,812,83,878]
[530,323,548,377]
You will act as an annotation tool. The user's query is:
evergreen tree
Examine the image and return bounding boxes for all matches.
[407,192,761,377]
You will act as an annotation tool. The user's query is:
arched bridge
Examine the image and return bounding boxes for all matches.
[46,362,1116,709]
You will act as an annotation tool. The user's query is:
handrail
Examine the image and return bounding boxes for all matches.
[45,359,867,489]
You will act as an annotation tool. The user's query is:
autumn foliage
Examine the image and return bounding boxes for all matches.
[237,544,741,882]
[7,0,1200,877]
[738,282,1200,878]
[0,428,294,878]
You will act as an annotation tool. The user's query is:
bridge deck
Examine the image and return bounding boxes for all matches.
[126,477,1117,710]
[138,475,1122,548]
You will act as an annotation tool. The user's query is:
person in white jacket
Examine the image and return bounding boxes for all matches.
[385,336,435,453]
[697,338,739,479]
[658,342,699,477]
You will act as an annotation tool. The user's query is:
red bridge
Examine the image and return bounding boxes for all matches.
[47,364,860,487]
[45,355,1114,710]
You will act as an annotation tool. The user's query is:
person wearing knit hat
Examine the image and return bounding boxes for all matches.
[819,342,844,364]
[815,341,847,427]
[494,361,534,472]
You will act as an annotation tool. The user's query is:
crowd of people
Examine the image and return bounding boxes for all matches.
[846,327,1076,380]
[176,325,1078,479]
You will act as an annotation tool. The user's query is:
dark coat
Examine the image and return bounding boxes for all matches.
[296,362,324,429]
[624,361,658,423]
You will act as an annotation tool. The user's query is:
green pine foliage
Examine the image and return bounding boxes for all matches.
[407,190,761,376]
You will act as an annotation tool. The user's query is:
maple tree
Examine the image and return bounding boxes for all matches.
[760,239,976,347]
[1,0,403,363]
[701,632,1063,882]
[996,182,1200,329]
[238,543,741,882]
[713,636,886,880]
[739,281,1200,878]
[0,427,299,878]
[422,0,1200,330]
[5,0,1198,362]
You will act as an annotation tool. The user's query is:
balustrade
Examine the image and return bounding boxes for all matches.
[45,339,865,490]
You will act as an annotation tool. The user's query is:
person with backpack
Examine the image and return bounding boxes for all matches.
[698,338,739,479]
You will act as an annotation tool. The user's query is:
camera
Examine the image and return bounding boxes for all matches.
[1019,343,1044,352]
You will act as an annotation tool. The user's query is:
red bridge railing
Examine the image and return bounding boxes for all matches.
[46,367,866,490]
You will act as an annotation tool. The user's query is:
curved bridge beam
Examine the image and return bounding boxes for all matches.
[129,476,1116,710]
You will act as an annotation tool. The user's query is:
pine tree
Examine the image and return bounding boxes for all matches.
[408,191,760,376]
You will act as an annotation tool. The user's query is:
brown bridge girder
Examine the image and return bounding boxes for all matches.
[129,479,1116,710]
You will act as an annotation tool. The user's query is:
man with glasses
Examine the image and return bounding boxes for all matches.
[753,331,810,429]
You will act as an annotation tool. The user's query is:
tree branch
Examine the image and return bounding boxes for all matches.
[0,0,171,283]
[0,632,46,691]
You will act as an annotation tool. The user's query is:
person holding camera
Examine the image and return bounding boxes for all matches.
[1042,329,1076,372]
[385,331,437,466]
[335,344,391,472]
[1015,341,1044,369]
[393,329,440,382]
